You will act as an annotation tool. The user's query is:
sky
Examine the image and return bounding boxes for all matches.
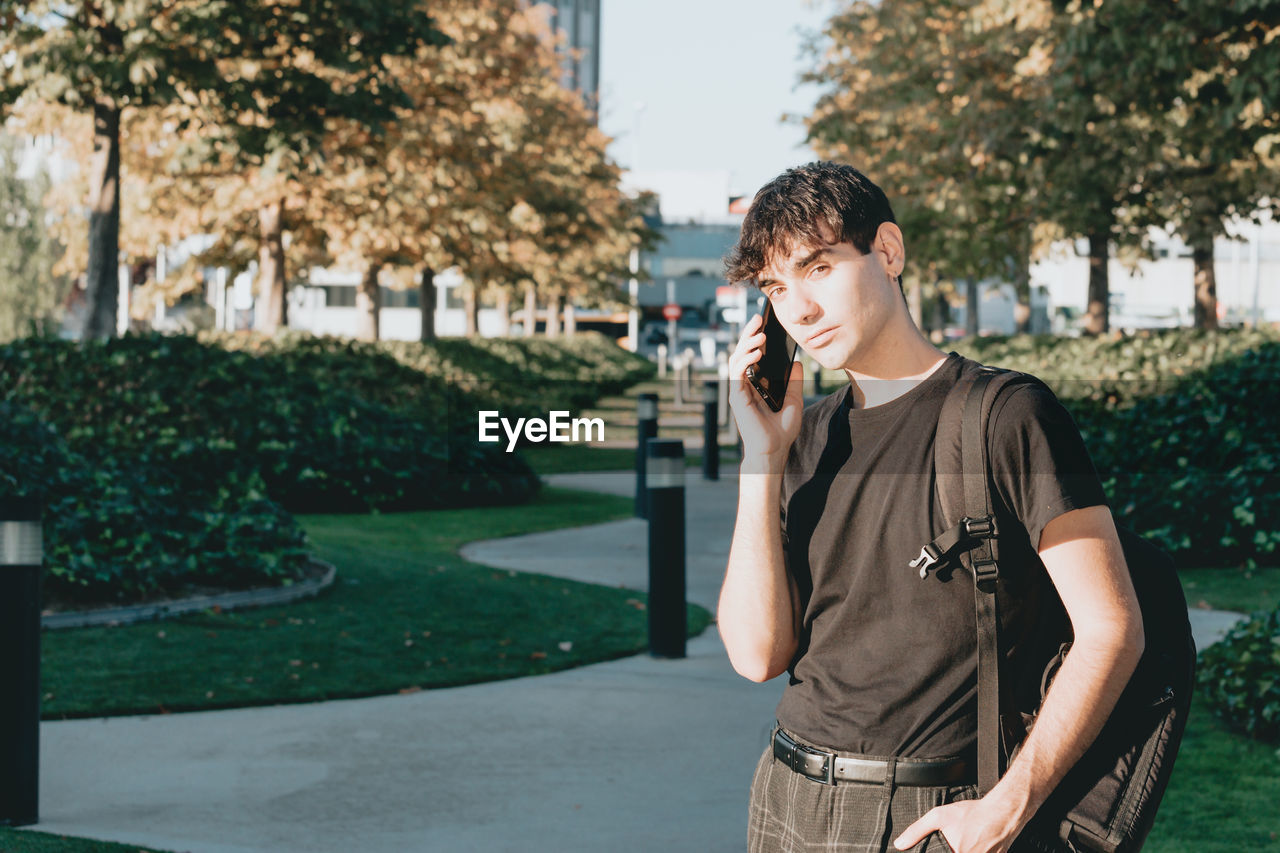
[596,0,837,198]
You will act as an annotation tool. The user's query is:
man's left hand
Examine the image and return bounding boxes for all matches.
[893,799,1021,853]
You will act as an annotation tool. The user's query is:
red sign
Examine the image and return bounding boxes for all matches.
[662,303,682,321]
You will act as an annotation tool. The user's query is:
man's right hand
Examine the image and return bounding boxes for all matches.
[729,311,806,468]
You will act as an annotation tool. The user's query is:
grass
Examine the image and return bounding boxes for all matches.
[1178,566,1280,614]
[40,487,713,719]
[1145,698,1280,851]
[0,829,169,852]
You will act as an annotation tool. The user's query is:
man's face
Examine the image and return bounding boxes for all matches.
[756,225,902,373]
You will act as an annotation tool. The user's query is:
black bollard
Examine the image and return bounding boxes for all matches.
[646,439,686,658]
[702,380,719,481]
[812,357,823,396]
[0,497,41,826]
[634,393,659,518]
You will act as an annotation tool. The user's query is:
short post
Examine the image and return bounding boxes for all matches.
[811,356,823,396]
[702,380,719,481]
[656,344,667,379]
[673,353,686,406]
[0,497,42,826]
[646,439,686,658]
[634,393,659,518]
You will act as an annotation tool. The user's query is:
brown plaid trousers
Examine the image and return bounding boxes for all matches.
[747,728,978,853]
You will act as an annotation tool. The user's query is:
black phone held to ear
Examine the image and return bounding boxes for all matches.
[745,300,798,413]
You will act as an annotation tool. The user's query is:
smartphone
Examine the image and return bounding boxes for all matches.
[744,299,798,412]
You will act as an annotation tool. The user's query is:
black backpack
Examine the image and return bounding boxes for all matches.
[916,358,1196,853]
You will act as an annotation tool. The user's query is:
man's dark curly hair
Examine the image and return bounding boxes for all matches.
[724,161,897,286]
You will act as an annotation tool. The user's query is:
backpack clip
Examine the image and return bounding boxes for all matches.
[909,544,942,579]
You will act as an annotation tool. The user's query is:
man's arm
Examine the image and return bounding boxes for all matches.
[894,505,1144,853]
[718,313,806,682]
[719,459,801,682]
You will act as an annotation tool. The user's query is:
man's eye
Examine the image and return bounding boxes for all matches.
[810,264,830,277]
[766,288,784,301]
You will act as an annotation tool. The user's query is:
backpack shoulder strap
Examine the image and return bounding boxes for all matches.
[923,355,1040,795]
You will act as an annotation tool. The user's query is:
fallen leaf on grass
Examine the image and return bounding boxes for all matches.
[530,651,548,660]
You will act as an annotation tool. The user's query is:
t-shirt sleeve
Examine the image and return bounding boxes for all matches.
[987,382,1108,551]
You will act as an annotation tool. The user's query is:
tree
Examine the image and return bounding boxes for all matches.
[1051,0,1280,330]
[0,133,70,340]
[806,0,1054,332]
[0,1,446,338]
[807,0,1199,337]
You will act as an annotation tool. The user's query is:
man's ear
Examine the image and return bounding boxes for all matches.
[873,222,906,280]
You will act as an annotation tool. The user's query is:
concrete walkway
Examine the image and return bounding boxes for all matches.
[27,470,1246,853]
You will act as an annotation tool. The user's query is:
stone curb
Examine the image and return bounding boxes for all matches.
[40,557,337,630]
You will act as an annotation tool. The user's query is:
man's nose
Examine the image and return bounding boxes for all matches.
[786,287,821,326]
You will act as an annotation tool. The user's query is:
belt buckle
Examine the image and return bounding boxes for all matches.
[793,742,836,786]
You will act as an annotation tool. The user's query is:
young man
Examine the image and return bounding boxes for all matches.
[719,162,1144,853]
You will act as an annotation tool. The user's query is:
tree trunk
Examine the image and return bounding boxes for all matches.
[965,278,980,338]
[564,300,577,334]
[495,289,512,335]
[356,262,381,340]
[1192,237,1219,330]
[905,277,923,329]
[84,98,122,340]
[523,283,537,337]
[419,266,436,342]
[1013,251,1032,335]
[463,283,478,336]
[545,292,563,337]
[1084,229,1109,336]
[257,200,287,332]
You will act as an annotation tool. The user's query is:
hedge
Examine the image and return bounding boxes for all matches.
[1197,606,1280,742]
[954,328,1280,567]
[0,331,652,604]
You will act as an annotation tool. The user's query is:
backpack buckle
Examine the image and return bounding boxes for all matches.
[909,544,942,579]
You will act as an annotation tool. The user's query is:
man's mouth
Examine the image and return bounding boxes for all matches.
[806,327,839,347]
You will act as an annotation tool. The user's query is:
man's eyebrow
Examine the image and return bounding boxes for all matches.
[758,246,835,287]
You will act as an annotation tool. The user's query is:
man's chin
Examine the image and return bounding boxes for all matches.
[805,348,847,373]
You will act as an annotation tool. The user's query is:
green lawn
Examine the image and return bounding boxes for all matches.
[0,829,169,852]
[40,487,713,719]
[1178,566,1280,614]
[1145,698,1280,851]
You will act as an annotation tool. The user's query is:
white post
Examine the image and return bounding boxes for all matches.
[1251,222,1263,327]
[116,263,130,335]
[627,248,640,352]
[154,244,167,329]
[214,267,228,332]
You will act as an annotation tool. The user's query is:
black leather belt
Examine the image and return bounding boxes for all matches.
[772,729,971,787]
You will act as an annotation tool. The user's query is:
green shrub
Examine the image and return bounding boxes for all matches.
[1,334,541,515]
[1,331,650,603]
[0,401,309,605]
[953,328,1280,567]
[1197,607,1280,742]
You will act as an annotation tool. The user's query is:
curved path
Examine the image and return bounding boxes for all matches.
[28,471,1244,853]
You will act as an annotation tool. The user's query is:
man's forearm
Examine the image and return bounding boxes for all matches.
[984,624,1144,834]
[718,459,798,682]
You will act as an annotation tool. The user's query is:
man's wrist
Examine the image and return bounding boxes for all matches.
[740,451,789,476]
